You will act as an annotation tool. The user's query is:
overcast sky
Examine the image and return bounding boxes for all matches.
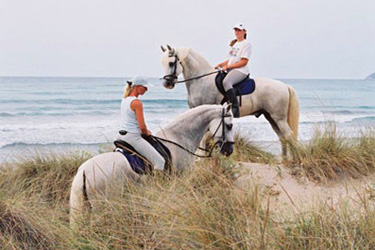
[0,0,374,79]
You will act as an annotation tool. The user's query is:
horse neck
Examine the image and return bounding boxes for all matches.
[179,49,213,80]
[158,105,220,152]
[177,49,220,106]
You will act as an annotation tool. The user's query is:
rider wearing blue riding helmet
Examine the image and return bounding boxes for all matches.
[118,76,165,171]
[215,23,252,118]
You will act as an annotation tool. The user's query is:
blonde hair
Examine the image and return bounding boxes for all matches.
[123,82,134,98]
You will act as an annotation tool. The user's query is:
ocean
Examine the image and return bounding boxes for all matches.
[1,77,374,162]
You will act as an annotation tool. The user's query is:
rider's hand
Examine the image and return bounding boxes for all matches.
[146,130,152,135]
[214,64,221,69]
[222,65,229,72]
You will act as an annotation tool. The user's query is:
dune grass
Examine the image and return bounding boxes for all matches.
[231,133,276,164]
[0,130,374,249]
[287,124,375,182]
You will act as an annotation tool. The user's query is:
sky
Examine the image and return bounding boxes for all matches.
[0,0,374,79]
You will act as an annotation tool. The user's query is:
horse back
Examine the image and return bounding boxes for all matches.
[237,78,290,116]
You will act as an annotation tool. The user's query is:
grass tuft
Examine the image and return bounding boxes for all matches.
[232,133,276,164]
[287,124,375,182]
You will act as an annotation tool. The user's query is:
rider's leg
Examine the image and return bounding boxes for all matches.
[222,69,247,118]
[225,89,240,118]
[119,132,165,171]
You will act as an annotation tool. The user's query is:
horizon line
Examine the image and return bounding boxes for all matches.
[0,75,369,81]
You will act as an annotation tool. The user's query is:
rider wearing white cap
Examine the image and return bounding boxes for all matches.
[215,23,252,118]
[118,76,165,171]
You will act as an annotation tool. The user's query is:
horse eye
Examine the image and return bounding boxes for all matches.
[169,62,174,67]
[226,124,233,130]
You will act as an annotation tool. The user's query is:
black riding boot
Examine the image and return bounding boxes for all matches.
[225,88,240,118]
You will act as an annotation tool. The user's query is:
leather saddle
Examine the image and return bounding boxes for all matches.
[215,71,256,105]
[114,135,172,175]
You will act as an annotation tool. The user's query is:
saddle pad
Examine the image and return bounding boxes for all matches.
[114,141,149,175]
[236,78,256,96]
[215,72,256,96]
[114,136,172,175]
[118,149,147,175]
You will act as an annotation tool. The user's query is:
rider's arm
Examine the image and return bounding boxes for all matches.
[131,99,151,135]
[215,60,229,69]
[226,58,248,70]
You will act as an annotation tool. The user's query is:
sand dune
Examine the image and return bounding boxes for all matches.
[235,162,375,214]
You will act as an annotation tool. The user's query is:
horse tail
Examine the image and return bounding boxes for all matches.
[69,170,90,229]
[287,85,300,141]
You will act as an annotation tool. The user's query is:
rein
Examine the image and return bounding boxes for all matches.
[174,71,218,83]
[152,108,234,158]
[152,135,220,158]
[161,54,219,84]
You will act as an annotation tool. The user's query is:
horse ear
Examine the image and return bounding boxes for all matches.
[161,45,166,52]
[167,45,175,55]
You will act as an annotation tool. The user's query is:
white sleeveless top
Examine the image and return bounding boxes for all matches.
[120,96,140,133]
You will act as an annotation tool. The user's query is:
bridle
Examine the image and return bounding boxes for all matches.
[152,108,234,158]
[161,54,180,83]
[161,54,218,84]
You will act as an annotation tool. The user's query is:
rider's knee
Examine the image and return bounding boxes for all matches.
[223,80,233,92]
[154,157,165,171]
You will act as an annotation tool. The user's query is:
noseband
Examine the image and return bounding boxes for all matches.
[162,54,179,83]
[210,108,235,148]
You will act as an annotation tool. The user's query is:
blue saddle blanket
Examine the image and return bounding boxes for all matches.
[215,72,256,97]
[115,147,148,175]
[114,135,171,175]
[235,77,256,96]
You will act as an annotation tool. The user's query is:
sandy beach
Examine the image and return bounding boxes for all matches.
[235,162,375,215]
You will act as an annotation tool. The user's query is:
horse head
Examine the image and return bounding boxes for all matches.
[160,45,183,89]
[208,103,235,156]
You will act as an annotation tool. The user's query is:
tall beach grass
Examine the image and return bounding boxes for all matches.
[0,128,374,249]
[287,124,375,182]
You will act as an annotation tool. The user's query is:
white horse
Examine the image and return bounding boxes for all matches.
[69,104,234,228]
[160,45,300,158]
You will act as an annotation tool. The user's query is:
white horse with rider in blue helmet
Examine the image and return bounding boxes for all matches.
[69,103,235,229]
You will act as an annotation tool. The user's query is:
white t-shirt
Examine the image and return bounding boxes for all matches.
[227,40,252,74]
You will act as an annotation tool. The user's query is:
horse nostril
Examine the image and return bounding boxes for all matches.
[220,142,234,156]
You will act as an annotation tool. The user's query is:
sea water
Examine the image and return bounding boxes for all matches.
[1,77,374,162]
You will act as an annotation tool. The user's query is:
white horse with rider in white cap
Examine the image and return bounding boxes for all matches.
[160,41,299,158]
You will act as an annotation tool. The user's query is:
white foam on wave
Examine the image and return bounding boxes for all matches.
[1,109,374,148]
[1,77,374,149]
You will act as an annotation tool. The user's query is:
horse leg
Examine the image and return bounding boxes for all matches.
[70,169,91,230]
[273,118,295,160]
[264,112,287,157]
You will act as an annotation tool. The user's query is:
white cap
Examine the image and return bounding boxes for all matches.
[127,76,149,86]
[233,23,246,31]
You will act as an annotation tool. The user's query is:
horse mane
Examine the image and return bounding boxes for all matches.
[176,48,213,71]
[163,105,220,131]
[175,47,190,61]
